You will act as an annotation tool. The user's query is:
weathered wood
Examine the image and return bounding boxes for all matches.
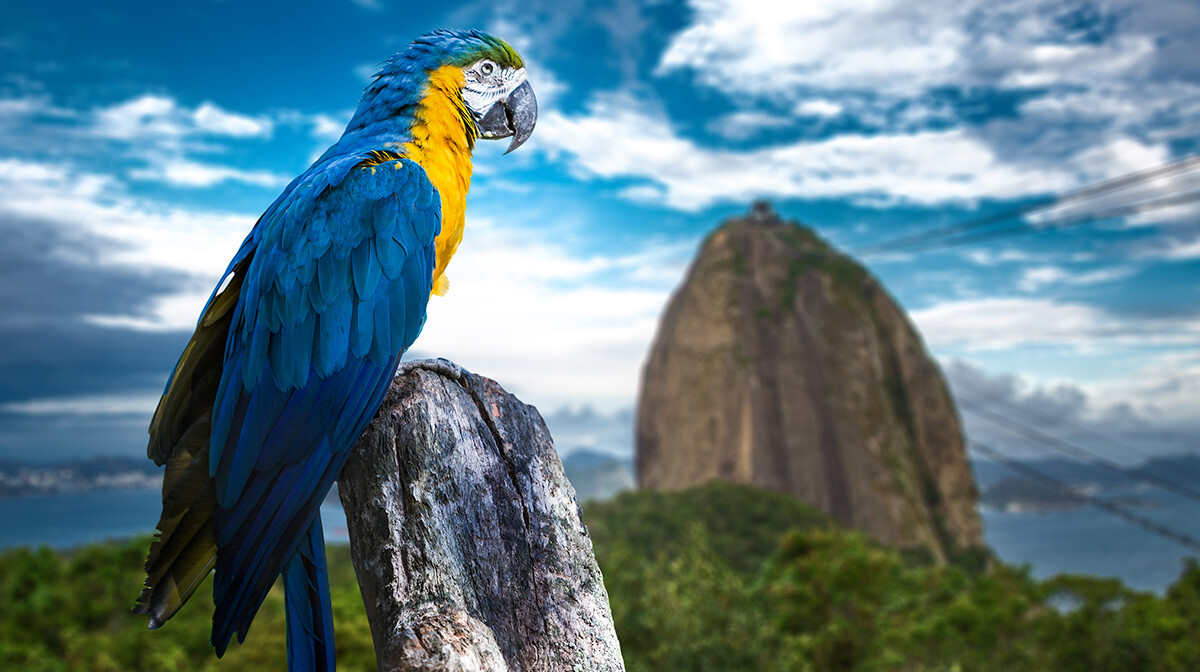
[338,360,625,672]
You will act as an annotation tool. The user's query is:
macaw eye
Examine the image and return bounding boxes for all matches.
[479,61,495,76]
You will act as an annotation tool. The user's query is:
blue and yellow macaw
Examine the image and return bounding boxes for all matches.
[133,30,536,672]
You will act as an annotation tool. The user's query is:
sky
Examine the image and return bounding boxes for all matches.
[0,0,1198,466]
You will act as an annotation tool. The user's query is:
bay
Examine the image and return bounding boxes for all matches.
[1,488,1196,594]
[0,489,350,549]
[980,488,1200,593]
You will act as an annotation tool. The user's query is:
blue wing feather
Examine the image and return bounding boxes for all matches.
[205,155,440,656]
[375,224,406,277]
[349,298,374,359]
[369,291,391,362]
[315,252,341,311]
[352,238,383,300]
[401,253,430,340]
[314,300,351,377]
[212,156,437,475]
[213,355,399,652]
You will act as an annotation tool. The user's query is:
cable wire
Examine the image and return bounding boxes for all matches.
[853,152,1200,256]
[883,189,1200,254]
[961,396,1200,505]
[954,375,1200,484]
[971,440,1200,555]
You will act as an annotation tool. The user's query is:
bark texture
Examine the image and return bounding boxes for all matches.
[636,203,984,564]
[339,363,625,672]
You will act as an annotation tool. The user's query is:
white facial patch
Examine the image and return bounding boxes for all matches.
[462,66,527,118]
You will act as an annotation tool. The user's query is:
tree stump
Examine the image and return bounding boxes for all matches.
[337,360,625,672]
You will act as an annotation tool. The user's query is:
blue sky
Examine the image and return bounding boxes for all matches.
[1,0,1198,464]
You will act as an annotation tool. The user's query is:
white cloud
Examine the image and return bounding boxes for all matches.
[1016,265,1135,292]
[0,95,74,121]
[1017,139,1200,230]
[0,392,159,416]
[911,297,1200,351]
[0,152,690,410]
[708,111,792,140]
[532,83,1187,218]
[535,92,1087,210]
[1151,235,1200,260]
[658,0,1171,100]
[1058,137,1174,189]
[308,112,349,143]
[0,93,289,188]
[654,0,1199,176]
[997,36,1157,89]
[93,95,179,139]
[945,358,1200,457]
[795,99,844,118]
[963,248,1040,266]
[84,290,218,333]
[193,102,273,137]
[129,160,287,188]
[417,216,692,411]
[658,0,970,97]
[0,157,252,326]
[1089,351,1200,423]
[93,94,272,140]
[80,94,289,188]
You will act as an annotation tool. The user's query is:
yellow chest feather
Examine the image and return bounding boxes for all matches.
[398,65,475,296]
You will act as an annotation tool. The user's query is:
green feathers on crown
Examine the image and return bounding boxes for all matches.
[425,29,525,69]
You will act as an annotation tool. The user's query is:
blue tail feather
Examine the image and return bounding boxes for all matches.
[283,517,336,672]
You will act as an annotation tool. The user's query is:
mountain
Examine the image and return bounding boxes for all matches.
[971,457,1128,492]
[636,203,983,563]
[1138,454,1200,485]
[561,449,634,502]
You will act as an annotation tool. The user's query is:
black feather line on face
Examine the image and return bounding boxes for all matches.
[461,65,525,118]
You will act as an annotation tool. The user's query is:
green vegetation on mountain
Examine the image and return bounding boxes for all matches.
[3,482,1199,671]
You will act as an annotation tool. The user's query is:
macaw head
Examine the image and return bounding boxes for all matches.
[439,32,537,154]
[347,30,537,154]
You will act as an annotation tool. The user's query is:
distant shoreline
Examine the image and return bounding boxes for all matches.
[0,456,161,499]
[981,497,1164,515]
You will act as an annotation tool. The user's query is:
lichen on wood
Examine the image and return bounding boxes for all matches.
[338,361,625,672]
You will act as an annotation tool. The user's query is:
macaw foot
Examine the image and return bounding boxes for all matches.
[396,357,474,388]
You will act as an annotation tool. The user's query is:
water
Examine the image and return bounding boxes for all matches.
[1,490,162,549]
[1,489,1195,593]
[980,489,1199,593]
[0,489,350,549]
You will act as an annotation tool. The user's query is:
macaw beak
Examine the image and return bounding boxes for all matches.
[474,80,537,154]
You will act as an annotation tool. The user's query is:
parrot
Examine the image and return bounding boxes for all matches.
[132,29,536,672]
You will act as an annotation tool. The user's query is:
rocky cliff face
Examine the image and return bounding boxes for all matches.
[636,204,983,563]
